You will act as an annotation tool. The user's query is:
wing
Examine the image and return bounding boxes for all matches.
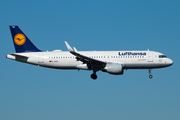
[65,41,106,70]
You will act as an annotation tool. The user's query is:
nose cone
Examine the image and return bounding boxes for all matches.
[167,58,173,66]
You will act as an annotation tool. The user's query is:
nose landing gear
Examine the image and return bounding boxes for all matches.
[149,74,153,79]
[149,69,153,79]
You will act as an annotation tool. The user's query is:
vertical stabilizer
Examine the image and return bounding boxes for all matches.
[9,26,41,53]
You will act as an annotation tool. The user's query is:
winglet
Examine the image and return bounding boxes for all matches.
[65,41,74,52]
[73,47,78,52]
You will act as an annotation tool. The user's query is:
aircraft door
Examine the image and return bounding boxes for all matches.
[148,52,153,62]
[38,53,44,63]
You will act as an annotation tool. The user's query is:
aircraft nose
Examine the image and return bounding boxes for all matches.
[168,58,173,66]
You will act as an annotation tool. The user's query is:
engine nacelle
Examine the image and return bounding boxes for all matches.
[103,63,124,75]
[76,64,88,70]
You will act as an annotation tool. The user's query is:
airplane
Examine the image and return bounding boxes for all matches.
[6,26,173,80]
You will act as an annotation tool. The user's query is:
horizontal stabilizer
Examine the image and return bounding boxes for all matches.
[6,53,29,62]
[8,53,28,58]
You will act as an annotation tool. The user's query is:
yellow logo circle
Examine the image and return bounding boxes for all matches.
[14,33,26,45]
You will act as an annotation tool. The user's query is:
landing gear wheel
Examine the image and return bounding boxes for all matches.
[91,74,97,80]
[148,69,153,79]
[149,75,153,79]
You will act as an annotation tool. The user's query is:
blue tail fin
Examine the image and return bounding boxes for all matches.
[9,26,41,53]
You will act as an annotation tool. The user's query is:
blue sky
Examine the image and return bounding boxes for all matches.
[0,0,180,120]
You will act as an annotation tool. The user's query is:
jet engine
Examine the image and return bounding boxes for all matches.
[103,63,124,75]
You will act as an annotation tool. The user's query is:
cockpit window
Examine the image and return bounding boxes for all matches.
[159,55,167,58]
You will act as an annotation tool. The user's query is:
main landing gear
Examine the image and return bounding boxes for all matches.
[91,70,98,80]
[91,73,97,80]
[149,69,153,79]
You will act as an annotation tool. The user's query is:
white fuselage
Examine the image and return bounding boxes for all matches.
[6,50,173,70]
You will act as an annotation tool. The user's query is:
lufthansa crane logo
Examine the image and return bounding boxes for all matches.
[14,33,26,45]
